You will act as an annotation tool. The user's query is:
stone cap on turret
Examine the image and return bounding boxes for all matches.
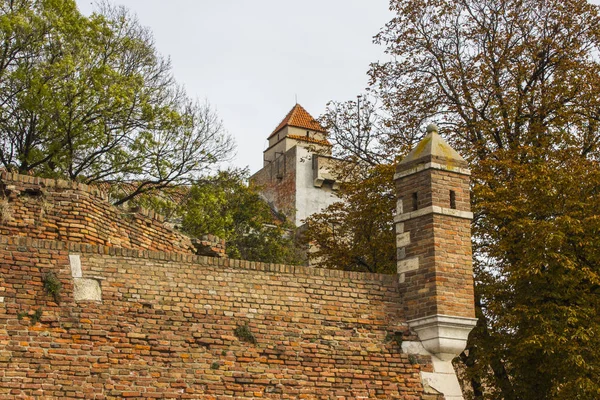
[395,124,470,178]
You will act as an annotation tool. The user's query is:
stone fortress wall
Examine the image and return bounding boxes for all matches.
[0,171,441,399]
[0,127,475,399]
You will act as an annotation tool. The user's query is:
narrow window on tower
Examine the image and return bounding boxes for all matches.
[450,190,456,209]
[412,192,418,211]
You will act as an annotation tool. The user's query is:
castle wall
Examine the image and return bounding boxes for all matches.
[0,126,478,399]
[251,147,341,227]
[265,127,290,164]
[0,236,441,400]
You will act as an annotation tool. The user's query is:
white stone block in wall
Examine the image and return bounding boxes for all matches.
[396,199,404,215]
[422,370,464,400]
[73,278,102,302]
[396,232,410,248]
[397,257,419,283]
[69,254,82,278]
[397,257,419,274]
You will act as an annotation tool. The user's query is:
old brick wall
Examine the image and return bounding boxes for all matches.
[0,172,225,257]
[250,147,298,223]
[0,236,441,400]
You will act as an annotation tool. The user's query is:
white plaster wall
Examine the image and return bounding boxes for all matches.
[265,127,328,166]
[294,146,340,226]
[267,126,289,148]
[286,126,328,143]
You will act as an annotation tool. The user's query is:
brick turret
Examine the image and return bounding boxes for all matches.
[395,124,477,362]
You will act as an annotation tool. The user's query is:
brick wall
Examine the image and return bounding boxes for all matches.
[250,147,298,223]
[430,214,474,317]
[0,236,443,399]
[0,172,225,257]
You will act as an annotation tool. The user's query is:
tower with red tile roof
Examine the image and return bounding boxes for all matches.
[250,104,341,227]
[263,103,333,165]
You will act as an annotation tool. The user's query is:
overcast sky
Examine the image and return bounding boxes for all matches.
[75,0,393,174]
[75,0,600,174]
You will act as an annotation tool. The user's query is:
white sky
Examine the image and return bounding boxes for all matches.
[75,0,393,174]
[75,0,600,174]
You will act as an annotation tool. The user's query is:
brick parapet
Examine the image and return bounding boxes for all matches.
[0,170,108,199]
[0,235,394,282]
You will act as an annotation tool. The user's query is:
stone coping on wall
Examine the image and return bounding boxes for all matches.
[0,234,396,283]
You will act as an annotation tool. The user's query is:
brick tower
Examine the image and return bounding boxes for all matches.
[395,124,477,362]
[250,104,341,226]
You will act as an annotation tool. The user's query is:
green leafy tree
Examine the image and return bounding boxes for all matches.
[0,0,233,204]
[308,0,600,398]
[182,169,305,265]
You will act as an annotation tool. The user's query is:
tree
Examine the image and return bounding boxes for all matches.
[307,0,600,398]
[0,0,233,204]
[463,147,600,399]
[303,163,396,274]
[371,0,600,158]
[181,169,305,265]
[319,96,398,166]
[303,96,402,275]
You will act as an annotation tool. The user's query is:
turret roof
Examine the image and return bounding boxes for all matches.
[269,104,326,138]
[399,125,466,165]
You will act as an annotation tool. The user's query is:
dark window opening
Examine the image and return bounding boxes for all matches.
[450,190,456,209]
[412,192,418,211]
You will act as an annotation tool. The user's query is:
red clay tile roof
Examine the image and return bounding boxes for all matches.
[269,104,326,139]
[287,134,332,147]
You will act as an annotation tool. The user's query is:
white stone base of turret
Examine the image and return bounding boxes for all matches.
[403,340,467,400]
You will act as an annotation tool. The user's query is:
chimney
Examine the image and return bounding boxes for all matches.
[394,124,477,361]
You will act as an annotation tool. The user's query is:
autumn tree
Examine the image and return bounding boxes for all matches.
[307,0,600,398]
[0,0,233,204]
[463,148,600,399]
[303,163,396,274]
[181,169,305,265]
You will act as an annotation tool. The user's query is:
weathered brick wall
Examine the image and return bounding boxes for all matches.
[431,214,474,318]
[398,213,436,320]
[0,236,441,399]
[399,213,474,320]
[250,147,298,223]
[0,172,225,257]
